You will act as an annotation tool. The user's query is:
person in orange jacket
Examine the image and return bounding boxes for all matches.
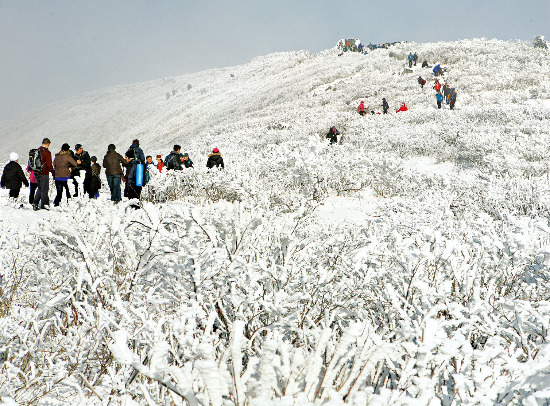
[396,103,408,113]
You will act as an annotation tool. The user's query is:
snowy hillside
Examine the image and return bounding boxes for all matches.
[2,38,550,405]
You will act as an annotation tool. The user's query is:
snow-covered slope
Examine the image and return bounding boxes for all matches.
[2,39,550,405]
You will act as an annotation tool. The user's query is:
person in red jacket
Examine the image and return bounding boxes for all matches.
[396,103,408,113]
[156,155,165,172]
[357,101,366,116]
[433,80,441,92]
[33,138,54,210]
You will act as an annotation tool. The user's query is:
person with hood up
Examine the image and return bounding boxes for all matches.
[53,143,77,207]
[433,64,442,77]
[381,98,389,114]
[396,103,408,113]
[326,126,340,145]
[206,148,224,169]
[433,80,441,92]
[1,152,29,203]
[357,101,366,116]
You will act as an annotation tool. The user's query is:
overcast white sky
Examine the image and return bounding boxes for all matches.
[0,0,548,121]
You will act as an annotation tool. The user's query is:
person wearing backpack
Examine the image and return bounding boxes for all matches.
[128,139,145,164]
[102,144,126,202]
[413,52,418,66]
[164,145,184,170]
[1,153,29,205]
[72,143,92,197]
[123,149,142,200]
[32,138,54,210]
[53,143,77,207]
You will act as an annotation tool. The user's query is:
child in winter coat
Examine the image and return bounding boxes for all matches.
[436,91,444,109]
[207,148,224,169]
[1,153,29,200]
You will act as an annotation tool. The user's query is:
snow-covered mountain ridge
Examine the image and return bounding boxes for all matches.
[2,38,550,405]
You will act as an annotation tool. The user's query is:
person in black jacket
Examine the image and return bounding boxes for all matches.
[206,148,224,169]
[164,145,184,170]
[381,98,389,114]
[1,152,29,200]
[72,143,92,197]
[182,153,194,168]
[326,126,340,145]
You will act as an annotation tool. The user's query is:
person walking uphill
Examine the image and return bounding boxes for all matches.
[1,153,29,204]
[408,53,414,68]
[32,138,54,210]
[53,143,77,207]
[102,144,126,203]
[207,148,224,169]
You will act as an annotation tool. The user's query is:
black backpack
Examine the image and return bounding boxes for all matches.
[28,149,43,172]
[127,146,143,164]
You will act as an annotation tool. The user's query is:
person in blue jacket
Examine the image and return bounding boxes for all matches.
[433,64,441,77]
[128,139,145,164]
[408,53,414,68]
[436,91,444,109]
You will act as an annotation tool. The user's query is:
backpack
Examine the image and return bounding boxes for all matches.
[28,149,43,172]
[127,145,144,164]
[165,153,179,170]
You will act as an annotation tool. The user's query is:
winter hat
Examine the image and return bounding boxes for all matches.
[212,148,219,153]
[9,152,18,161]
[90,156,97,162]
[183,153,189,157]
[360,101,364,104]
[62,143,70,151]
[132,139,139,145]
[75,143,82,150]
[156,154,162,159]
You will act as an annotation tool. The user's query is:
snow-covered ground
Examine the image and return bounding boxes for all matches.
[1,38,550,405]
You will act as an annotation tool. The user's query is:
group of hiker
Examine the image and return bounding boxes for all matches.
[1,138,225,210]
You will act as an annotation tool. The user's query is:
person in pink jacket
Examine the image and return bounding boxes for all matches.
[357,101,366,116]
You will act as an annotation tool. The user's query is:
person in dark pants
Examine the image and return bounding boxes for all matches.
[418,76,426,89]
[381,98,389,114]
[449,89,457,110]
[123,150,142,201]
[33,138,54,210]
[326,126,340,144]
[436,91,443,109]
[53,143,77,207]
[1,153,29,203]
[102,144,125,203]
[26,166,38,204]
